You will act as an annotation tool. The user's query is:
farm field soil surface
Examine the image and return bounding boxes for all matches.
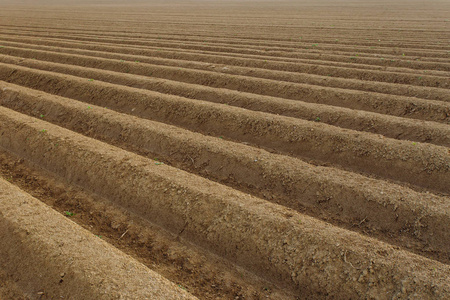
[0,0,449,299]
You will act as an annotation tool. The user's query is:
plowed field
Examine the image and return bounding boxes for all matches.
[0,0,449,299]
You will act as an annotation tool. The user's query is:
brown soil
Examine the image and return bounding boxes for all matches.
[0,178,197,300]
[1,54,450,147]
[0,0,449,299]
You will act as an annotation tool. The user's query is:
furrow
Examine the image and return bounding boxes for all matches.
[2,27,450,58]
[52,33,450,64]
[0,148,290,299]
[1,3,448,298]
[0,63,448,194]
[1,34,449,81]
[0,178,197,300]
[1,39,449,101]
[0,51,448,126]
[0,32,448,75]
[1,54,449,147]
[1,81,448,262]
[0,107,449,298]
[0,18,447,44]
[1,28,449,63]
[0,23,448,50]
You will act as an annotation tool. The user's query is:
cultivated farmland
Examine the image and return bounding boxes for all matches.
[0,0,449,299]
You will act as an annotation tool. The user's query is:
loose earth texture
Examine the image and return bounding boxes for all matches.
[0,0,449,299]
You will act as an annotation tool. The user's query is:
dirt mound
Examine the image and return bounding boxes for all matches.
[0,178,197,299]
[0,0,449,299]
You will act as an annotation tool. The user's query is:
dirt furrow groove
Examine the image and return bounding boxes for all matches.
[1,54,449,148]
[0,149,287,299]
[0,63,448,194]
[1,2,448,298]
[1,39,449,101]
[2,37,448,87]
[1,27,449,58]
[1,29,449,63]
[0,18,447,44]
[1,81,448,262]
[0,106,449,299]
[2,32,449,80]
[0,54,448,126]
[0,23,448,50]
[0,33,449,79]
[47,34,450,64]
[0,178,198,300]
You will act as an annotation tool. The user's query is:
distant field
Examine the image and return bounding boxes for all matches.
[0,0,449,299]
